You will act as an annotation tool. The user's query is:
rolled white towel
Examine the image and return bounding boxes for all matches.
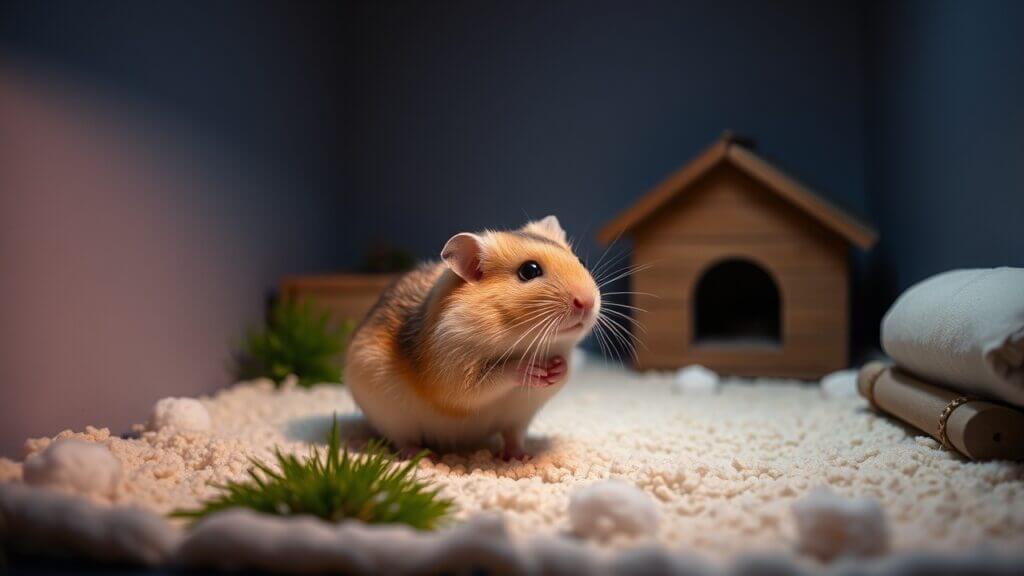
[881,267,1024,407]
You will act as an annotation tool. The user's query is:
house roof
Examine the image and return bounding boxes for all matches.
[596,134,878,249]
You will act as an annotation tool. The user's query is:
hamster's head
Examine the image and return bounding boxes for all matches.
[440,216,600,354]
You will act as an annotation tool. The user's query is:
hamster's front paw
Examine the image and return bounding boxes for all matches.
[517,356,566,388]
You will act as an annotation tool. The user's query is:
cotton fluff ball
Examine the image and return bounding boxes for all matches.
[792,487,889,562]
[672,365,720,395]
[23,439,122,497]
[569,480,659,541]
[149,397,211,432]
[820,369,859,399]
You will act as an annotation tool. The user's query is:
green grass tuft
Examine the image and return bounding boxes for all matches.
[239,299,353,388]
[172,418,454,530]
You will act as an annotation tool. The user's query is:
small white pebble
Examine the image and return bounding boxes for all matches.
[792,486,889,561]
[569,479,659,541]
[149,397,211,432]
[820,369,859,399]
[672,365,720,395]
[23,439,122,497]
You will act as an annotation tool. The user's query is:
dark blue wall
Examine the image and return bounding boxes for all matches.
[1,0,872,266]
[344,0,869,263]
[868,0,1024,302]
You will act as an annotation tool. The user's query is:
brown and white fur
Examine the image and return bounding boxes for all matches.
[345,216,600,459]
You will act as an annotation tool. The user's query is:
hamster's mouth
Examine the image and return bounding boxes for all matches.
[559,321,585,333]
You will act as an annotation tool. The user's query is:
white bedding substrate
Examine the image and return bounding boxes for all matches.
[2,360,1023,574]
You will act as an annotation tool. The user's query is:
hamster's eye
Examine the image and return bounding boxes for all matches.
[517,260,543,281]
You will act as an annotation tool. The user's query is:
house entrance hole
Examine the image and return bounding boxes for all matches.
[693,259,781,347]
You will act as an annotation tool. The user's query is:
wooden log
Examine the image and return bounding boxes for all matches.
[858,362,1024,461]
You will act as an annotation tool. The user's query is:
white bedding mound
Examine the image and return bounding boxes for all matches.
[569,479,659,542]
[22,439,122,497]
[791,487,888,561]
[148,397,211,432]
[1,363,1023,573]
[673,365,721,395]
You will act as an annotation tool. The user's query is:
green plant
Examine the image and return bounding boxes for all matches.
[239,299,353,388]
[173,419,454,530]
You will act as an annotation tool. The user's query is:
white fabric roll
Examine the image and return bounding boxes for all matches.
[881,268,1024,407]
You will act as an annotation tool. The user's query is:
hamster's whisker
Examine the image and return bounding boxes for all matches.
[523,312,566,387]
[502,308,559,357]
[518,315,561,387]
[596,314,626,350]
[595,317,631,364]
[597,324,622,364]
[490,305,560,338]
[589,228,626,278]
[482,311,558,383]
[596,258,663,284]
[599,301,649,313]
[590,245,630,283]
[596,262,659,288]
[533,311,566,365]
[600,307,647,333]
[491,304,559,335]
[600,312,643,352]
[590,322,612,360]
[483,308,560,387]
[520,313,559,369]
[600,291,660,299]
[539,310,565,371]
[591,239,636,280]
[597,314,642,360]
[596,262,657,287]
[593,260,637,286]
[592,319,623,365]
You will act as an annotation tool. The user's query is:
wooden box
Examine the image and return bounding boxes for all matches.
[279,274,398,331]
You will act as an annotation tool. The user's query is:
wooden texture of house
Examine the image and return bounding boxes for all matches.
[598,134,877,379]
[280,274,398,333]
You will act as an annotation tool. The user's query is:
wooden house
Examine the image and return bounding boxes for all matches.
[597,134,877,379]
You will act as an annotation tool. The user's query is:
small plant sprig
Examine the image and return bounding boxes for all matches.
[239,299,353,388]
[173,419,453,530]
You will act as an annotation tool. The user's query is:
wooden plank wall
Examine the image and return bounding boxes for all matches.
[628,166,849,379]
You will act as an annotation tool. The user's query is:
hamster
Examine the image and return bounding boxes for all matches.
[345,216,600,459]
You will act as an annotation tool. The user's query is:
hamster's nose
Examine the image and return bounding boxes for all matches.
[572,296,594,313]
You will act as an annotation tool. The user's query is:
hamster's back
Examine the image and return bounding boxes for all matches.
[345,262,449,445]
[352,262,445,342]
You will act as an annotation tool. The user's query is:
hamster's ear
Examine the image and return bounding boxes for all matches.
[441,233,485,282]
[523,215,567,244]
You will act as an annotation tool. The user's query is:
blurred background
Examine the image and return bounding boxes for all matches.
[1,0,1022,456]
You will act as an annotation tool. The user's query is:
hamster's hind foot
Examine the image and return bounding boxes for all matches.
[397,444,437,462]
